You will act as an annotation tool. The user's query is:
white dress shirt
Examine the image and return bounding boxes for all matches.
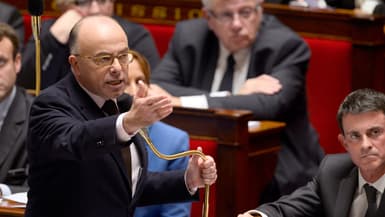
[349,171,385,217]
[180,44,251,109]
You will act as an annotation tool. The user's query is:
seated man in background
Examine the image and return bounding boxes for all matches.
[0,22,33,195]
[0,2,24,48]
[238,88,385,217]
[18,0,160,90]
[152,0,324,202]
[125,50,192,217]
[325,0,385,15]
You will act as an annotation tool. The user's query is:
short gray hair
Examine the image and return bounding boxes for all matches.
[201,0,210,8]
[337,88,385,134]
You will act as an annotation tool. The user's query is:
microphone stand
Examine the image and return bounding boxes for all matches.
[31,15,41,96]
[139,129,210,217]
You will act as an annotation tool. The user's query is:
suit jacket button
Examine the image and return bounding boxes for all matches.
[96,140,105,148]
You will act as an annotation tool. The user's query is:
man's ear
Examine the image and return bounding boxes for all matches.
[68,55,79,76]
[338,134,348,151]
[14,53,21,74]
[202,8,210,19]
[203,9,215,31]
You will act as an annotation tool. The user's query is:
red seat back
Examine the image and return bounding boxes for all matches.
[304,37,352,154]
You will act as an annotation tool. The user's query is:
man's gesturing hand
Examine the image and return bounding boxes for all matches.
[123,80,173,134]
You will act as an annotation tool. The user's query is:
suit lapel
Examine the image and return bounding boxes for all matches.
[200,32,219,92]
[0,88,26,166]
[65,74,105,120]
[333,167,358,217]
[65,74,135,194]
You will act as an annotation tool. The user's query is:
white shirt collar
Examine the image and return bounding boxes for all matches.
[218,43,251,66]
[358,170,385,194]
[77,82,116,108]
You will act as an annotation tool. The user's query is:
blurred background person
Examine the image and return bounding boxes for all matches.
[0,1,24,49]
[125,50,192,217]
[151,0,324,202]
[18,0,160,90]
[325,0,385,15]
[0,22,33,196]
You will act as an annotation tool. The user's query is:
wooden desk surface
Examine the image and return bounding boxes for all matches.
[0,199,25,217]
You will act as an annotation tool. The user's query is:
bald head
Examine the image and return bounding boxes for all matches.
[68,15,130,99]
[68,15,127,54]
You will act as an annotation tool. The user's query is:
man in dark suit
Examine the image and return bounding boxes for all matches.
[0,2,24,48]
[25,15,217,217]
[19,0,160,90]
[151,0,324,201]
[0,22,33,195]
[238,88,385,217]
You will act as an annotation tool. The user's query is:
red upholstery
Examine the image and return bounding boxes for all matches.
[142,23,175,57]
[189,139,217,217]
[304,37,352,154]
[22,14,54,44]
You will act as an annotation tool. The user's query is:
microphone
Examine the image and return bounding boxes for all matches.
[28,0,44,16]
[28,0,44,95]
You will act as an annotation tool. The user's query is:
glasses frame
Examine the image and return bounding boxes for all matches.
[74,51,134,67]
[208,4,261,24]
[74,0,115,7]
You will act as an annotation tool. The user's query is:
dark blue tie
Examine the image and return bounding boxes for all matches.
[364,184,378,217]
[102,99,119,115]
[219,54,235,91]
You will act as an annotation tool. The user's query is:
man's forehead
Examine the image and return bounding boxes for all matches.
[343,111,385,132]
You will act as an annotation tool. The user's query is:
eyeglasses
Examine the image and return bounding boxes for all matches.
[74,0,114,7]
[208,5,260,24]
[74,52,134,67]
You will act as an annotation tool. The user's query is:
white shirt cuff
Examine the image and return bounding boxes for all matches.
[180,95,209,109]
[184,172,198,195]
[0,184,12,197]
[116,113,136,142]
[247,210,267,217]
[361,0,380,13]
[209,91,231,97]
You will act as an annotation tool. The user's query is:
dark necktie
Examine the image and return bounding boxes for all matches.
[364,184,378,217]
[101,100,132,184]
[219,54,235,91]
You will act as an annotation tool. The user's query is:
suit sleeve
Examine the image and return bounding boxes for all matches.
[151,21,213,96]
[138,170,198,206]
[208,34,310,120]
[154,18,311,120]
[256,157,327,216]
[28,92,125,162]
[19,20,69,89]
